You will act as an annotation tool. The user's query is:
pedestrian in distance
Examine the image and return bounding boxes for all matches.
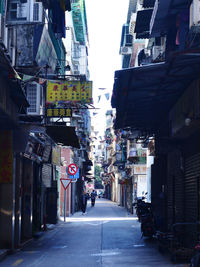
[91,190,97,207]
[81,189,88,215]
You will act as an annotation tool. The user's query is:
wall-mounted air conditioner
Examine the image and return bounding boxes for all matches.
[8,0,43,23]
[190,0,200,27]
[26,82,43,115]
[120,46,132,55]
[32,2,43,22]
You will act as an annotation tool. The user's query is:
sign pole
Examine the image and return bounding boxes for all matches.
[64,190,66,222]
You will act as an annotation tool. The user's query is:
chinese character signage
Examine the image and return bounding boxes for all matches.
[0,131,13,183]
[46,108,72,117]
[47,80,93,103]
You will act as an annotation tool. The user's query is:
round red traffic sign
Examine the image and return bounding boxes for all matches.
[67,163,78,175]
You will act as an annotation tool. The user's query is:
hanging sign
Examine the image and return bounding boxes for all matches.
[47,80,93,103]
[46,108,72,117]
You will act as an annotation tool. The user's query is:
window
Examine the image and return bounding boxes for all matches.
[27,83,37,113]
[8,0,27,21]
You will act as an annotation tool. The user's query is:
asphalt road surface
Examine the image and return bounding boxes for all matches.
[0,199,188,267]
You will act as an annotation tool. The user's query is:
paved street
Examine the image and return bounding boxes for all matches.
[0,199,188,267]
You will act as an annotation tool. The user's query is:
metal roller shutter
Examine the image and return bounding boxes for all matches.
[184,153,200,247]
[185,153,200,222]
[151,156,167,231]
[42,164,52,188]
[167,150,184,225]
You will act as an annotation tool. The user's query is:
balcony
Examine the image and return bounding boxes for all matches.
[128,148,147,164]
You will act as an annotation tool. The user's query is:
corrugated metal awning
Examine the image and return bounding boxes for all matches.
[111,50,200,133]
[150,0,192,37]
[134,9,153,39]
[46,125,80,148]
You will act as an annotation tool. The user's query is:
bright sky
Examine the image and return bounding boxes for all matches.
[85,0,129,137]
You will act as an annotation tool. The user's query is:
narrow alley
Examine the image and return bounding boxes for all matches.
[0,199,186,267]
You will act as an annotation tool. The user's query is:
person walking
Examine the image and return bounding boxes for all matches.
[91,190,97,207]
[81,189,88,215]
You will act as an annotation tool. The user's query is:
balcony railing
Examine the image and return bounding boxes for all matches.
[128,148,147,164]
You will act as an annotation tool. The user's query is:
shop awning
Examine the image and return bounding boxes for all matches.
[111,50,200,133]
[134,9,153,39]
[0,46,29,108]
[9,80,29,108]
[46,126,80,148]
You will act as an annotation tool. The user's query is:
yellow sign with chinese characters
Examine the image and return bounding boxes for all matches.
[0,131,13,183]
[47,80,92,103]
[46,108,72,117]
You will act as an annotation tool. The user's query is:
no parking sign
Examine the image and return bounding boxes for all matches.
[67,163,78,176]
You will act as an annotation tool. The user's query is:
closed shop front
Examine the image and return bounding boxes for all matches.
[41,164,52,227]
[183,136,200,247]
[151,156,167,231]
[167,149,184,226]
[21,158,33,242]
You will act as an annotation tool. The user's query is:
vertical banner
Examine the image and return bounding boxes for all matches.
[0,131,13,183]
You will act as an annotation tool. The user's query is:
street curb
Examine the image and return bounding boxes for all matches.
[0,224,58,263]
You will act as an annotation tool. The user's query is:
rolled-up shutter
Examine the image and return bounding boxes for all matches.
[42,164,52,188]
[167,149,184,226]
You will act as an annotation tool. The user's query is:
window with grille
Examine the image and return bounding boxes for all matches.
[27,83,38,113]
[8,0,27,21]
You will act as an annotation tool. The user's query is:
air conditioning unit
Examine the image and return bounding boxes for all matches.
[17,2,27,19]
[9,0,43,23]
[120,46,132,55]
[32,2,43,22]
[152,45,164,61]
[26,82,43,115]
[190,0,200,27]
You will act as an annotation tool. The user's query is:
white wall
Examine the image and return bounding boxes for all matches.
[137,175,147,197]
[147,155,154,202]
